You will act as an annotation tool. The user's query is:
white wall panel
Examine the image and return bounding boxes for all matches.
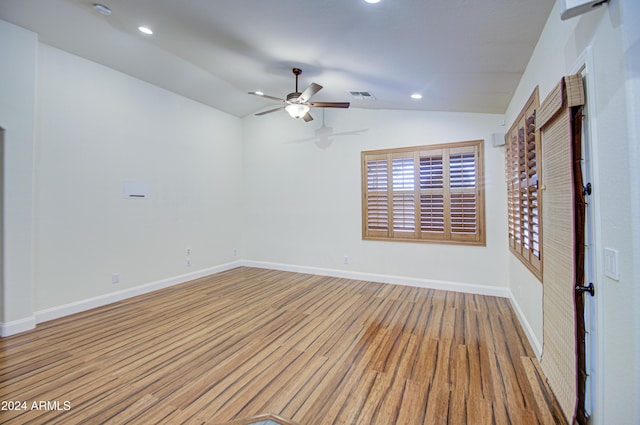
[33,44,244,311]
[0,20,37,334]
[242,108,509,290]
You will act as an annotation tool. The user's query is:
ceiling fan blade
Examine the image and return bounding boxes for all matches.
[248,92,285,102]
[298,83,323,103]
[303,112,314,122]
[255,106,284,116]
[310,101,350,108]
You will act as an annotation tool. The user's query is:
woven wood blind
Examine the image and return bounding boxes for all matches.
[538,74,585,424]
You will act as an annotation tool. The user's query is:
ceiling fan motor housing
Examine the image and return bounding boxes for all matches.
[287,92,303,103]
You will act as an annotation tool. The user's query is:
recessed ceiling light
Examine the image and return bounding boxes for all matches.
[411,93,423,100]
[138,26,153,35]
[93,3,112,15]
[365,0,382,3]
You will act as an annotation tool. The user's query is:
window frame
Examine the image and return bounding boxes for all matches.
[361,140,485,246]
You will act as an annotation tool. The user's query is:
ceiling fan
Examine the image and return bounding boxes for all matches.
[249,68,350,122]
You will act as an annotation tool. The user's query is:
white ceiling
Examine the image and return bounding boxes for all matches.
[0,0,555,118]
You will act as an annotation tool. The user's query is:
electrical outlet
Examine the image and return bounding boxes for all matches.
[112,273,120,284]
[186,247,191,256]
[186,258,191,267]
[343,256,349,265]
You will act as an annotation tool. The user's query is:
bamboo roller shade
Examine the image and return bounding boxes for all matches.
[538,74,584,424]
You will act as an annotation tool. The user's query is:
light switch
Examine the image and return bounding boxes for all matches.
[604,248,619,281]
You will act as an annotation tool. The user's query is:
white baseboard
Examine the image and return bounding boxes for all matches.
[242,260,543,358]
[32,261,243,327]
[241,260,512,298]
[507,289,543,359]
[4,259,540,362]
[1,316,37,337]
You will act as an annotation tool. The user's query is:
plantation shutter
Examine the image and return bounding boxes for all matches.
[391,154,417,238]
[505,133,522,249]
[505,88,542,279]
[364,154,389,238]
[362,140,484,246]
[449,145,481,242]
[419,149,445,239]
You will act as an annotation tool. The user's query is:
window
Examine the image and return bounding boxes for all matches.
[504,88,542,279]
[362,140,485,245]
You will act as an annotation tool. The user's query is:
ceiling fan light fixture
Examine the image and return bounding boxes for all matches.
[285,103,310,119]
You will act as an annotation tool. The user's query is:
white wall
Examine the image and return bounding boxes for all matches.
[242,107,509,292]
[31,44,244,313]
[0,20,37,334]
[505,1,639,424]
[623,0,640,422]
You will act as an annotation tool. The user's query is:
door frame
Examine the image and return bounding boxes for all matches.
[571,46,603,425]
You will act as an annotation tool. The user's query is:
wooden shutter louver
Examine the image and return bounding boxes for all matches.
[367,194,388,231]
[420,194,445,232]
[362,140,485,246]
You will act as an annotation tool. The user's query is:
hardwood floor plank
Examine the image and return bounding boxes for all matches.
[250,351,328,418]
[423,388,452,425]
[467,397,495,425]
[394,379,427,425]
[210,347,307,422]
[0,267,566,425]
[355,371,396,424]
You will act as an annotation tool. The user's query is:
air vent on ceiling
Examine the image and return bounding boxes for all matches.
[349,91,376,100]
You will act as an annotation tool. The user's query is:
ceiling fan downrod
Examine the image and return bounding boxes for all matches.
[292,67,302,95]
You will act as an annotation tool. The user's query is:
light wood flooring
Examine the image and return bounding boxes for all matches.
[0,267,566,424]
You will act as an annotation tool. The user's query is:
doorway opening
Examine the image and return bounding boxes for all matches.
[573,56,599,423]
[1,127,5,326]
